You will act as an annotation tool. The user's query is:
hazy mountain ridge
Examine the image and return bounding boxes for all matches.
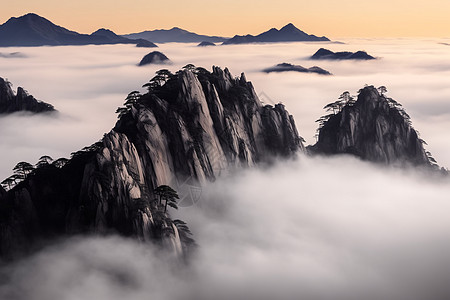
[223,23,330,45]
[0,13,151,47]
[123,27,227,43]
[0,66,303,259]
[311,48,376,60]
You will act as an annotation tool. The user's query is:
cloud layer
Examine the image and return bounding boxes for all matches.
[1,156,450,300]
[1,39,450,180]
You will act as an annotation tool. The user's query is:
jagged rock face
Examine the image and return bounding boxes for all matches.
[0,67,303,259]
[0,77,55,114]
[310,86,430,166]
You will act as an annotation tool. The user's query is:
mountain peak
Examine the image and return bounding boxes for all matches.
[5,13,50,25]
[310,86,434,167]
[281,23,296,29]
[279,23,303,33]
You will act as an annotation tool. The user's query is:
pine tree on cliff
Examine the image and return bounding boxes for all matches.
[154,185,179,213]
[13,162,34,180]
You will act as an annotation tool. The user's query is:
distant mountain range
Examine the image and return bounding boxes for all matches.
[0,13,150,47]
[0,13,331,47]
[223,23,329,45]
[123,27,227,43]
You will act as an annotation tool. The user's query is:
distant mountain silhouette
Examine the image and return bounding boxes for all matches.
[0,13,153,47]
[123,27,227,43]
[263,63,331,75]
[311,48,376,60]
[197,41,216,47]
[223,23,329,45]
[136,40,158,48]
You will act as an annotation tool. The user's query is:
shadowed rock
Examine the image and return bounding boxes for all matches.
[138,51,170,66]
[263,63,331,75]
[0,77,55,114]
[197,41,216,47]
[309,86,432,167]
[311,48,376,60]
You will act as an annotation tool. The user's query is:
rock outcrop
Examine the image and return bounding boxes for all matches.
[311,48,376,60]
[197,41,216,47]
[138,51,170,66]
[309,86,432,166]
[0,67,304,259]
[0,77,55,114]
[263,63,331,75]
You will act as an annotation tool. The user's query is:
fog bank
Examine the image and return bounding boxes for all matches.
[2,156,450,300]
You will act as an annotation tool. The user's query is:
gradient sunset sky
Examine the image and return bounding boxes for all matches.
[1,0,450,38]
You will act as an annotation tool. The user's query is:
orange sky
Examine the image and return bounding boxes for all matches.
[1,0,450,38]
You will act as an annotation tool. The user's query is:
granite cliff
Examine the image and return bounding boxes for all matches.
[309,86,433,167]
[0,67,304,259]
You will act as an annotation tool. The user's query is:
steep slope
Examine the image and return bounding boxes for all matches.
[309,86,432,166]
[0,67,304,259]
[123,27,227,43]
[0,13,152,46]
[0,77,55,114]
[223,23,329,45]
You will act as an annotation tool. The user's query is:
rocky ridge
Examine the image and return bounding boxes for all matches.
[0,66,304,259]
[309,86,433,167]
[0,77,55,114]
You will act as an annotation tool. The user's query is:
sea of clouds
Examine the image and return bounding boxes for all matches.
[1,38,450,300]
[2,156,450,300]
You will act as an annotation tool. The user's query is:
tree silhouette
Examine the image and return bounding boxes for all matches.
[1,177,15,190]
[13,161,34,180]
[53,158,69,168]
[182,64,196,71]
[154,185,179,213]
[116,91,142,118]
[142,69,173,91]
[36,155,53,168]
[378,86,387,95]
